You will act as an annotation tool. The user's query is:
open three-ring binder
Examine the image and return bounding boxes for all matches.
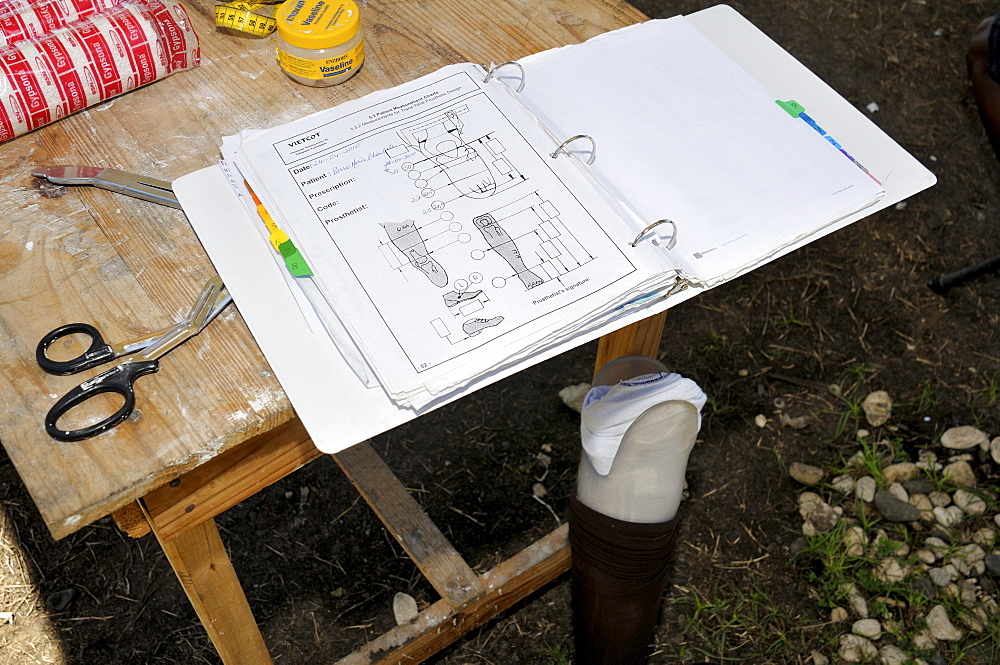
[175,8,935,449]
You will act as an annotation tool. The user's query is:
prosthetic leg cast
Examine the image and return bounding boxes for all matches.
[570,356,706,665]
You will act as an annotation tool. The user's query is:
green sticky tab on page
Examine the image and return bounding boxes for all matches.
[776,99,805,117]
[277,240,313,277]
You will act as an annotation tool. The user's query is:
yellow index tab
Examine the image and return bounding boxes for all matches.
[269,229,290,251]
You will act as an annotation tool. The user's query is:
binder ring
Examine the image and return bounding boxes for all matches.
[482,61,525,92]
[550,134,596,165]
[631,219,677,248]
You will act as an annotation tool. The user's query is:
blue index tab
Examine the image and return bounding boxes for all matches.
[798,112,825,136]
[776,99,805,117]
[277,239,313,277]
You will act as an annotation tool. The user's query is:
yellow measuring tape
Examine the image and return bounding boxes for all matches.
[215,1,279,37]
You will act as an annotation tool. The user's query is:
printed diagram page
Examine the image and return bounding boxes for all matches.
[235,64,670,404]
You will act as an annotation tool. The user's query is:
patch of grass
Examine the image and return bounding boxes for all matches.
[972,370,1000,425]
[774,303,810,329]
[700,331,728,354]
[831,391,864,442]
[665,581,818,663]
[911,378,939,414]
[544,644,571,665]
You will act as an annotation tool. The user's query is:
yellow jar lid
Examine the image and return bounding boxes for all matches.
[276,0,360,49]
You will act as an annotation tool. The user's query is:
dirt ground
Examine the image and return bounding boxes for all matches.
[2,0,1000,663]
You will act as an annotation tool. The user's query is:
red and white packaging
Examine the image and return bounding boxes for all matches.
[0,0,199,142]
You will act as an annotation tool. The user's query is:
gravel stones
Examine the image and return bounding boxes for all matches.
[789,418,999,664]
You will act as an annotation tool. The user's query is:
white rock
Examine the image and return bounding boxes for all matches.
[392,592,419,625]
[949,544,986,577]
[954,489,987,516]
[940,425,988,450]
[916,549,936,565]
[887,482,908,503]
[925,604,963,641]
[942,460,976,487]
[995,513,1000,529]
[917,450,942,472]
[973,527,996,548]
[831,606,849,622]
[909,494,935,522]
[929,491,951,507]
[790,462,825,485]
[991,436,1000,465]
[883,462,919,484]
[862,391,892,426]
[853,618,882,639]
[807,502,841,533]
[912,628,937,650]
[842,583,869,618]
[866,101,880,113]
[798,492,824,519]
[558,383,590,413]
[878,644,907,665]
[959,611,984,634]
[855,476,877,502]
[844,526,867,557]
[754,414,767,428]
[809,650,830,665]
[831,474,855,495]
[933,505,962,528]
[875,559,909,583]
[839,633,878,662]
[924,536,949,553]
[929,567,953,587]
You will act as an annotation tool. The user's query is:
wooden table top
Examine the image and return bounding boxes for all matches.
[0,0,647,540]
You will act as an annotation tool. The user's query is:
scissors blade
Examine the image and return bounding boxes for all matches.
[32,165,181,209]
[134,277,230,362]
[112,294,232,356]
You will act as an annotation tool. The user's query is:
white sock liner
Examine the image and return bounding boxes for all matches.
[581,372,707,475]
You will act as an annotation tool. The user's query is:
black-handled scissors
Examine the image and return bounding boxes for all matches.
[39,276,232,442]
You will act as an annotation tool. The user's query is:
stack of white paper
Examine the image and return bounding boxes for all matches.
[209,17,885,410]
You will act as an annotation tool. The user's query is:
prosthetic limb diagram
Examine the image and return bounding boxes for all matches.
[569,356,706,665]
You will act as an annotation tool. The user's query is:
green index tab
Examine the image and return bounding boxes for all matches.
[776,99,805,117]
[277,239,313,277]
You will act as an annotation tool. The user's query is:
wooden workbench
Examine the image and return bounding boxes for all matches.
[0,1,659,662]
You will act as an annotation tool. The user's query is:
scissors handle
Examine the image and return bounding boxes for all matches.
[44,360,159,442]
[37,323,115,375]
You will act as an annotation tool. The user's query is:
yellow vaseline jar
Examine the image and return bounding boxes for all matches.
[275,0,364,87]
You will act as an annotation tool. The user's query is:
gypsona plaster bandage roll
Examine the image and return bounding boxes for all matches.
[0,0,200,142]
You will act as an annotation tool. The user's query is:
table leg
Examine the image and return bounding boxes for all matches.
[125,313,668,665]
[146,511,273,664]
[594,310,668,373]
